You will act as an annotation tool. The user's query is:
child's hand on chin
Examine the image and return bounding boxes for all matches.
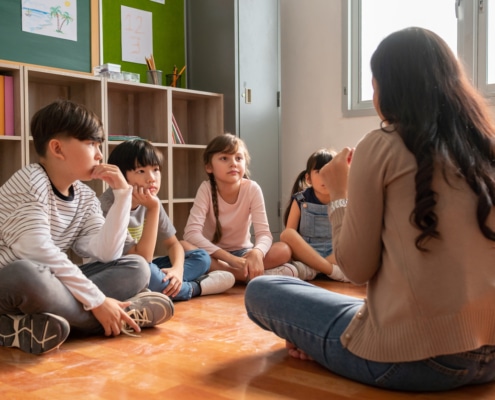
[92,164,130,190]
[132,186,161,209]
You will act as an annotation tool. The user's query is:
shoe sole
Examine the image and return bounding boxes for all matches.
[0,313,70,355]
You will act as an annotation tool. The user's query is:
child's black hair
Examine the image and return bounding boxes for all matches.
[283,148,335,226]
[31,99,104,157]
[107,139,163,178]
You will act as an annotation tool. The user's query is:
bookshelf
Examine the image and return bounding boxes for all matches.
[0,61,224,254]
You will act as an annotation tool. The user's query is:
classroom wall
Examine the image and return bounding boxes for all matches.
[278,0,495,216]
[279,0,378,213]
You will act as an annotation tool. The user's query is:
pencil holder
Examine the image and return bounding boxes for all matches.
[166,73,182,87]
[146,70,162,85]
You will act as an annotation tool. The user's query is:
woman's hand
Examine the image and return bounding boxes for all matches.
[320,147,354,200]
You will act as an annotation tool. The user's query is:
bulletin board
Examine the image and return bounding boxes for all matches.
[0,0,99,73]
[102,0,185,86]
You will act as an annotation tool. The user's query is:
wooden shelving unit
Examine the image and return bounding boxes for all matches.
[0,62,224,253]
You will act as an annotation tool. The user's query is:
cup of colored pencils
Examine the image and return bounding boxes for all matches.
[166,65,186,87]
[145,55,162,85]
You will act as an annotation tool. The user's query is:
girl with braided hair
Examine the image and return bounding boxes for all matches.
[184,133,296,282]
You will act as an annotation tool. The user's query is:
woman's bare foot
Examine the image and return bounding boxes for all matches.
[286,341,314,361]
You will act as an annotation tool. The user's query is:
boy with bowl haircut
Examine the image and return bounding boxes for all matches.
[0,99,173,354]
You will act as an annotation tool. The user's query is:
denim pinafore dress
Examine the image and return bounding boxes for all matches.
[295,191,333,258]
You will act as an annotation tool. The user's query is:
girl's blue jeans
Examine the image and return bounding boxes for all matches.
[148,249,210,301]
[245,276,495,392]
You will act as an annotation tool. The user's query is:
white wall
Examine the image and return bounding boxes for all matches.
[279,0,380,219]
[279,0,495,221]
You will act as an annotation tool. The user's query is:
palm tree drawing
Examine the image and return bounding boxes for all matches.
[50,6,73,34]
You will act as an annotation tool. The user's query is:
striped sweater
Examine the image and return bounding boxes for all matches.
[0,164,132,310]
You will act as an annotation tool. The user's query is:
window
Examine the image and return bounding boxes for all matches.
[343,0,493,117]
[478,0,495,94]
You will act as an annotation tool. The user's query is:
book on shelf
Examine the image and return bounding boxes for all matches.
[4,75,14,136]
[0,75,4,135]
[171,121,181,144]
[108,135,143,141]
[171,124,179,144]
[171,114,185,144]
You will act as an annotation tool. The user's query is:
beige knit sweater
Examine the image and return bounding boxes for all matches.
[332,127,495,362]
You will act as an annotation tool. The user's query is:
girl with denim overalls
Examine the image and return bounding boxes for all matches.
[280,149,349,282]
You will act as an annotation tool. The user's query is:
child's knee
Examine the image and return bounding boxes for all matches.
[187,249,211,272]
[122,254,151,285]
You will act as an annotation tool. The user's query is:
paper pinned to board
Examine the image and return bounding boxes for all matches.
[121,6,152,64]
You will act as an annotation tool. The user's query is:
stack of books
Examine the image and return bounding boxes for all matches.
[171,114,185,144]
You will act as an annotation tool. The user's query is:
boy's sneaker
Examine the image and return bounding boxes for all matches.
[292,261,318,281]
[122,292,174,336]
[328,264,351,283]
[0,313,70,355]
[197,271,235,296]
[264,263,299,278]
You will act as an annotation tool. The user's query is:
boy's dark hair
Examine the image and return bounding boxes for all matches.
[107,139,163,178]
[30,99,104,157]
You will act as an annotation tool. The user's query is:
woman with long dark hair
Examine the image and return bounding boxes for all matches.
[245,27,495,391]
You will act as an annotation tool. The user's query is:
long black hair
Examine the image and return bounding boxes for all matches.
[370,27,495,250]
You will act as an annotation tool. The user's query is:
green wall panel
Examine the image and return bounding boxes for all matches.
[102,0,185,86]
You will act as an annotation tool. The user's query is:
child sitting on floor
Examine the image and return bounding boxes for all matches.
[99,139,235,300]
[281,149,349,282]
[183,133,295,282]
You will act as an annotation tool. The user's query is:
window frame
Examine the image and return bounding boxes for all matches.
[342,0,494,117]
[477,0,495,98]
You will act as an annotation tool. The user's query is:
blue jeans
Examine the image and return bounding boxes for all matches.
[245,276,495,392]
[0,254,150,336]
[148,249,210,301]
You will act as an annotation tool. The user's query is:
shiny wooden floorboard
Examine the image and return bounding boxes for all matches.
[1,278,495,400]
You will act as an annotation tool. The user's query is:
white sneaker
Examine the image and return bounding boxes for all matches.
[264,263,299,278]
[198,271,235,296]
[328,264,351,282]
[292,261,318,281]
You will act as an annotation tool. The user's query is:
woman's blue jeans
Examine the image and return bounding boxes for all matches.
[245,276,495,392]
[148,249,210,301]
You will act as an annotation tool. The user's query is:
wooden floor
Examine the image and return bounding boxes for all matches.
[1,279,495,400]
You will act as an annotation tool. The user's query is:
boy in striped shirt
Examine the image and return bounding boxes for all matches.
[0,100,173,354]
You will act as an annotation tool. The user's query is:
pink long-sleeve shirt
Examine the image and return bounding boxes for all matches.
[183,179,273,256]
